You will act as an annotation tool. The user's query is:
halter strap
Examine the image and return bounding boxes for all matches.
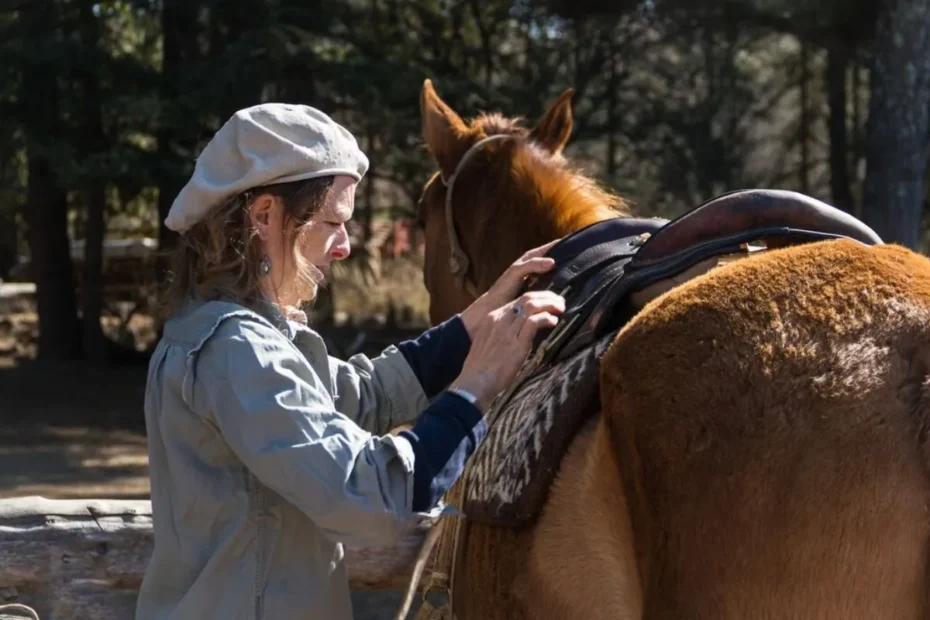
[441,134,514,298]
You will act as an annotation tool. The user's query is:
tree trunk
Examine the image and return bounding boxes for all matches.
[81,184,108,363]
[606,42,618,179]
[827,43,854,212]
[466,0,494,88]
[156,0,201,257]
[0,207,16,281]
[862,0,930,248]
[24,149,79,363]
[798,39,810,194]
[851,57,866,219]
[22,0,80,362]
[364,128,376,242]
[79,0,109,365]
[214,0,268,116]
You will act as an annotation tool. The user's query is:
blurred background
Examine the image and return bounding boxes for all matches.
[0,0,929,615]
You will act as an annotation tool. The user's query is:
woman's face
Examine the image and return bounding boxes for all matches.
[253,175,356,309]
[297,175,355,275]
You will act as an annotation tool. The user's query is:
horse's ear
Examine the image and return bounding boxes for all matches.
[529,88,575,154]
[420,79,470,180]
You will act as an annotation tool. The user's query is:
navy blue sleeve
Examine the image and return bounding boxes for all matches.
[399,391,486,512]
[396,315,472,400]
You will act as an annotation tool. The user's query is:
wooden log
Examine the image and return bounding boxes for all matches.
[0,496,431,619]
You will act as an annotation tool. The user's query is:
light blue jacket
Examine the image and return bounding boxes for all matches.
[135,297,429,620]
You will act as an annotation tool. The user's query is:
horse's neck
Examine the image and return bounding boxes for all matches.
[475,196,619,291]
[554,206,619,238]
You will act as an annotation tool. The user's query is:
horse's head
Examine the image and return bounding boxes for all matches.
[417,79,627,324]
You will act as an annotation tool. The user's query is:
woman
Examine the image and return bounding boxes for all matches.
[135,103,565,619]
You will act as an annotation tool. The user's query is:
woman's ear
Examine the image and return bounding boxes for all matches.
[249,193,277,241]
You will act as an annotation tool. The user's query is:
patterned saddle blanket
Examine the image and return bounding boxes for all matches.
[456,189,884,528]
[460,329,618,526]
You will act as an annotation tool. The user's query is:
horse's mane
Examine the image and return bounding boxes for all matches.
[472,112,629,237]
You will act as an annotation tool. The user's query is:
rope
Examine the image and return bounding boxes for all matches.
[0,603,40,620]
[396,481,469,619]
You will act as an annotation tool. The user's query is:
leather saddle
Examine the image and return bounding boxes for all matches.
[524,189,883,370]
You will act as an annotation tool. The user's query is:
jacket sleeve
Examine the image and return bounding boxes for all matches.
[328,344,430,435]
[395,315,471,400]
[189,316,420,548]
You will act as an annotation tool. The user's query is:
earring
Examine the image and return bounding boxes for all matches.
[259,254,272,276]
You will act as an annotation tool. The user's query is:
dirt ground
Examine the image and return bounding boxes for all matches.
[0,260,435,618]
[0,355,150,497]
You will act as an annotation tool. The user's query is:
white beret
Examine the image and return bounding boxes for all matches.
[165,103,369,233]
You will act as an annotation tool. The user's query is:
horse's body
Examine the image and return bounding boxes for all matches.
[414,80,930,619]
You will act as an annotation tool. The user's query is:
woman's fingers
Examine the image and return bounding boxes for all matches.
[513,256,557,277]
[506,292,563,338]
[497,239,562,288]
[478,239,563,315]
[520,238,561,260]
[515,311,560,344]
[497,302,523,326]
[513,290,566,317]
[459,299,564,402]
[496,256,555,293]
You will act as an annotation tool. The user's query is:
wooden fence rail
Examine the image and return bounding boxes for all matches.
[0,496,429,619]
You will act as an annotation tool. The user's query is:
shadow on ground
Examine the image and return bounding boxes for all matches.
[0,360,150,499]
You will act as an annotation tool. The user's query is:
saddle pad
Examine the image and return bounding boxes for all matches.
[460,329,619,527]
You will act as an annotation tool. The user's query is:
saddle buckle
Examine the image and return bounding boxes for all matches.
[630,232,652,247]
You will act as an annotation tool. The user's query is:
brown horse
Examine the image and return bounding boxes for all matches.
[413,78,930,619]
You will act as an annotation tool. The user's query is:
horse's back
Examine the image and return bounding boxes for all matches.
[601,239,930,619]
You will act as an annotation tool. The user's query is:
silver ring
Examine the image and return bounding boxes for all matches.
[512,305,522,316]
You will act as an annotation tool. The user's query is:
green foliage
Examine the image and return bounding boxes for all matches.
[0,0,907,269]
[5,0,929,362]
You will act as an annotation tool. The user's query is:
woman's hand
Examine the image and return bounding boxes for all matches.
[459,239,561,339]
[450,289,565,411]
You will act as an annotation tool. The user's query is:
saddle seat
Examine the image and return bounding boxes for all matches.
[454,189,882,528]
[527,188,883,366]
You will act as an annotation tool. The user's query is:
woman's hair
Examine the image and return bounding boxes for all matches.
[159,176,335,320]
